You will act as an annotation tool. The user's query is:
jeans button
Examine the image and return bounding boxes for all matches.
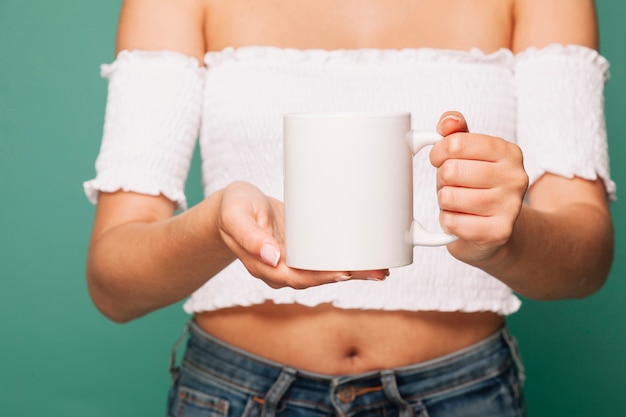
[337,385,356,403]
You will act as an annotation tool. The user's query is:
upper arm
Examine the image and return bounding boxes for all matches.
[90,192,176,246]
[528,174,610,214]
[512,0,598,52]
[91,0,206,243]
[513,0,609,211]
[115,0,207,61]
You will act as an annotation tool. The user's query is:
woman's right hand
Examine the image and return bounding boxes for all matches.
[217,181,388,289]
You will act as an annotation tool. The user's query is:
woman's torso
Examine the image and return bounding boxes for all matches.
[195,0,514,375]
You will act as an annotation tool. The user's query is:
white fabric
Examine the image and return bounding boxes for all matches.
[84,45,615,316]
[84,50,206,210]
[515,45,615,198]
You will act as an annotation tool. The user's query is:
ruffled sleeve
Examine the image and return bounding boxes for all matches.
[515,44,616,201]
[83,50,206,210]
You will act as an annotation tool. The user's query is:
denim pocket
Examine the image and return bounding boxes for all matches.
[172,386,230,417]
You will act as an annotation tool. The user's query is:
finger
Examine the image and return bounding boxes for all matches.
[259,242,281,267]
[219,201,282,267]
[261,265,389,289]
[437,158,502,189]
[439,210,514,247]
[437,111,469,136]
[438,186,505,216]
[431,133,511,168]
[264,264,354,289]
[351,269,390,281]
[221,223,281,268]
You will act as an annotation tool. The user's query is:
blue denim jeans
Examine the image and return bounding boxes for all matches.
[167,320,525,417]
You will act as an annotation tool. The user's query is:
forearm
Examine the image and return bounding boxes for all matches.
[86,189,235,322]
[433,112,614,301]
[473,202,614,300]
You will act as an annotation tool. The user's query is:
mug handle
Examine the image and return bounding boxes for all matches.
[407,131,458,247]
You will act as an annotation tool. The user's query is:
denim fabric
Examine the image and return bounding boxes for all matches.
[167,320,525,417]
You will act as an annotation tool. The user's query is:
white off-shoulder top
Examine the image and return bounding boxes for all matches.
[84,45,615,316]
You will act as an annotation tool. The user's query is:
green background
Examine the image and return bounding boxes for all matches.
[0,1,624,416]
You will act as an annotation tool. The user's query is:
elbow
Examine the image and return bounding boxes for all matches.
[519,242,614,302]
[571,270,611,300]
[550,238,613,301]
[572,249,614,300]
[553,216,614,300]
[577,204,615,298]
[521,273,609,302]
[86,257,145,324]
[88,288,145,324]
[575,226,615,299]
[96,307,137,324]
[86,276,138,324]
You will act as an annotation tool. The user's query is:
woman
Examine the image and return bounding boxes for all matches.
[85,0,615,415]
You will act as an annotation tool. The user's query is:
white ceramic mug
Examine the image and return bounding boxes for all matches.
[283,112,456,271]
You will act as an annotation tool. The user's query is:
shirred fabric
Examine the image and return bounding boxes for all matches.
[515,45,616,200]
[84,44,615,316]
[83,50,205,210]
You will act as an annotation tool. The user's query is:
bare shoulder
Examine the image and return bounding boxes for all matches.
[512,0,598,52]
[116,0,207,61]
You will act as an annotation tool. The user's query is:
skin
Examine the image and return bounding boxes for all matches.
[87,0,613,374]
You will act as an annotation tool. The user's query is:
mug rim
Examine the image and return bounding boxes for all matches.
[285,111,410,119]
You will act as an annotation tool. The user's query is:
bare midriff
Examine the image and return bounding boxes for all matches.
[195,305,504,375]
[195,0,514,376]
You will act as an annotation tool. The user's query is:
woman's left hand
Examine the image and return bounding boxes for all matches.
[430,111,529,264]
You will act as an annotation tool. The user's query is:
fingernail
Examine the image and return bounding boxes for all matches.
[334,275,353,282]
[260,243,280,267]
[441,114,461,124]
[367,270,390,281]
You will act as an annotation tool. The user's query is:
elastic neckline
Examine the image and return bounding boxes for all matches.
[203,45,515,67]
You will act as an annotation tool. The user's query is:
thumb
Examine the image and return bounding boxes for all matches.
[437,111,469,136]
[224,213,282,267]
[219,184,283,268]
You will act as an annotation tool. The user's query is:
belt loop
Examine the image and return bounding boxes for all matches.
[169,321,191,381]
[380,370,416,417]
[262,367,297,417]
[502,328,526,386]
